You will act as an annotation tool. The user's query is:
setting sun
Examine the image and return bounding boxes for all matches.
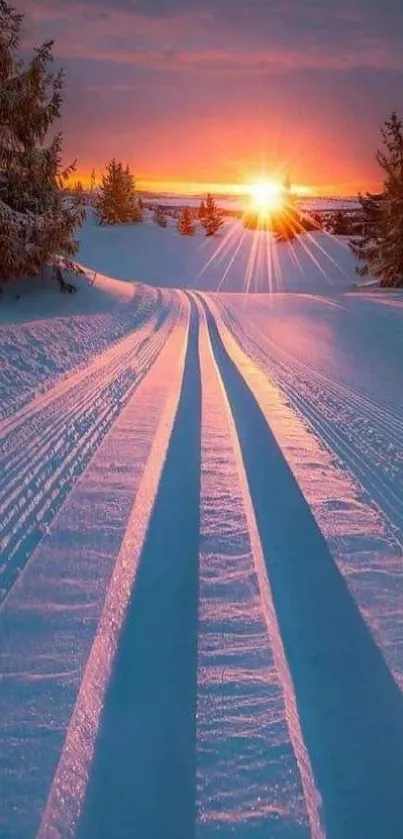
[247,180,285,214]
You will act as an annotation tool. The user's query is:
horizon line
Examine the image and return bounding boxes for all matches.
[69,174,381,198]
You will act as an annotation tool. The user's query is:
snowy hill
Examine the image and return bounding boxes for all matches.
[77,212,360,293]
[1,213,403,839]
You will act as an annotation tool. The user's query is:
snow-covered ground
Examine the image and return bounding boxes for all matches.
[1,222,402,839]
[141,193,361,213]
[77,212,356,292]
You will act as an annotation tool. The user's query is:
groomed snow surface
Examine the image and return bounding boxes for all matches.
[0,215,402,839]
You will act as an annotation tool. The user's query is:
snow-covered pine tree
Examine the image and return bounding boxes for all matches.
[198,199,206,220]
[124,165,143,222]
[89,168,97,204]
[200,193,224,236]
[153,205,167,228]
[0,0,85,287]
[96,159,124,224]
[350,113,403,288]
[96,160,142,225]
[177,207,195,236]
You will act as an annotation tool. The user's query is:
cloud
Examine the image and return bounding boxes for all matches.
[21,0,403,192]
[22,0,403,76]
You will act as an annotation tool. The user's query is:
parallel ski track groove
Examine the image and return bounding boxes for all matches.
[76,300,201,839]
[200,296,403,839]
[0,294,180,606]
[218,301,403,535]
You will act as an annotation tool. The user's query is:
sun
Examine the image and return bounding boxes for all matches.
[247,179,284,214]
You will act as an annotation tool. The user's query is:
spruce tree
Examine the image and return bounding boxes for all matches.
[198,199,206,220]
[177,207,195,236]
[0,0,85,286]
[124,165,143,222]
[350,113,403,287]
[96,160,142,225]
[89,168,97,204]
[200,193,224,236]
[153,205,167,228]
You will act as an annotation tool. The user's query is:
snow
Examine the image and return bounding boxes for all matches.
[141,193,361,213]
[0,268,136,325]
[0,309,190,839]
[0,273,162,419]
[77,211,359,292]
[1,216,403,838]
[201,297,403,836]
[197,309,317,837]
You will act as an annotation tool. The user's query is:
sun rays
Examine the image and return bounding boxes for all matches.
[195,189,350,294]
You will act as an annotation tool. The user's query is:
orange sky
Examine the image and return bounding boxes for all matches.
[24,0,401,197]
[66,105,385,196]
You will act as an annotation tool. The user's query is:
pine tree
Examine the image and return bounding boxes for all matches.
[350,113,403,288]
[153,205,167,228]
[123,165,143,222]
[96,160,142,225]
[89,168,97,203]
[200,193,224,236]
[177,207,195,236]
[198,199,206,220]
[0,0,85,287]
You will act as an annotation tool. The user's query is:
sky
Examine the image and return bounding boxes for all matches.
[22,0,403,194]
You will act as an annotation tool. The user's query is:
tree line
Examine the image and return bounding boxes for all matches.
[95,163,225,237]
[1,0,403,290]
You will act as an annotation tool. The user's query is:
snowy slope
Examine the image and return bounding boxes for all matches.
[0,273,164,419]
[1,230,402,839]
[77,212,359,292]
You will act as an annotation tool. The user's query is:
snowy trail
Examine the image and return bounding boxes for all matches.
[196,304,316,838]
[200,297,403,838]
[1,283,403,839]
[0,283,164,421]
[0,304,190,839]
[218,300,403,537]
[76,304,201,839]
[0,291,180,606]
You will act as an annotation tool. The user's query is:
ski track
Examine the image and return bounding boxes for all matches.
[1,284,403,839]
[196,303,315,838]
[0,283,163,421]
[76,301,201,839]
[0,290,180,607]
[211,297,403,690]
[217,300,403,537]
[0,303,190,839]
[200,296,403,839]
